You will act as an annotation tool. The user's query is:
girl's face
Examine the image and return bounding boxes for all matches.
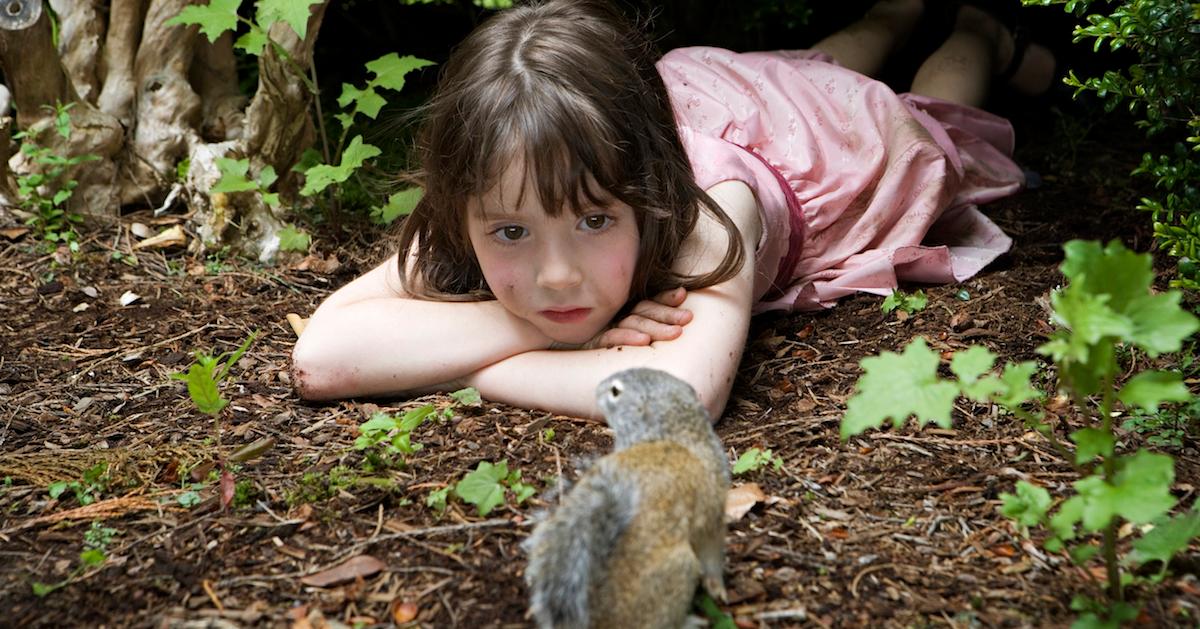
[467,164,640,345]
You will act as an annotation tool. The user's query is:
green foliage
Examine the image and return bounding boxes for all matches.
[880,289,928,314]
[841,239,1199,617]
[354,387,479,470]
[1121,396,1200,447]
[212,158,280,208]
[426,486,451,513]
[731,447,783,475]
[47,462,109,506]
[13,104,100,255]
[1024,0,1200,286]
[695,592,737,629]
[30,520,117,597]
[172,332,258,416]
[278,224,311,252]
[453,460,534,516]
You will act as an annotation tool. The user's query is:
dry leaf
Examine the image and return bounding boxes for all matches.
[725,483,766,521]
[300,555,386,587]
[132,225,187,250]
[291,253,341,274]
[130,222,151,238]
[0,226,29,240]
[219,469,236,510]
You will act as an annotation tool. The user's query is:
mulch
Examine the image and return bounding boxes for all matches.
[1,106,1198,628]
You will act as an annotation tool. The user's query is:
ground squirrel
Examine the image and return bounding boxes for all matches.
[523,368,730,628]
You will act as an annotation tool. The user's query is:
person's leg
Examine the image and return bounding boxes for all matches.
[910,4,1055,107]
[811,0,925,78]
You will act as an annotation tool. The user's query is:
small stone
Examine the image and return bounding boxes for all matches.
[81,286,99,298]
[130,222,151,238]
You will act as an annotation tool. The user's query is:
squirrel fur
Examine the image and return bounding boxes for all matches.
[523,368,730,628]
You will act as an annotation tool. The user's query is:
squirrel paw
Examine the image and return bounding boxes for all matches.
[702,574,727,602]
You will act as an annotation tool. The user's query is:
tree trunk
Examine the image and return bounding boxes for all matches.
[1,0,332,260]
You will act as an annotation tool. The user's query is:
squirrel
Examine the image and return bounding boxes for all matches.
[523,368,730,629]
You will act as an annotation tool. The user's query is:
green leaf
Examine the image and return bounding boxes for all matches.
[31,581,60,597]
[1071,428,1115,465]
[1118,370,1192,412]
[732,448,776,475]
[511,481,535,504]
[1060,240,1154,313]
[165,0,242,43]
[449,387,482,407]
[1069,544,1100,566]
[234,28,267,55]
[299,136,381,196]
[48,481,69,499]
[278,225,311,252]
[1125,291,1200,357]
[256,0,323,40]
[372,188,423,224]
[1050,495,1085,544]
[1128,507,1200,580]
[359,412,400,437]
[1048,288,1131,361]
[257,165,278,190]
[79,548,106,567]
[365,54,435,93]
[999,481,1052,529]
[992,361,1042,409]
[1073,450,1176,531]
[211,157,258,194]
[426,486,450,512]
[880,292,900,313]
[177,490,202,508]
[949,346,996,384]
[840,338,960,439]
[455,460,509,516]
[178,363,228,415]
[398,405,438,432]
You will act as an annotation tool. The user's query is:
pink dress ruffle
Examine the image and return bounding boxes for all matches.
[657,47,1024,312]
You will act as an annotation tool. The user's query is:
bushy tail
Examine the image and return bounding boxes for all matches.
[523,466,636,629]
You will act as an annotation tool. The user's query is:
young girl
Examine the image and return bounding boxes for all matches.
[292,0,1053,418]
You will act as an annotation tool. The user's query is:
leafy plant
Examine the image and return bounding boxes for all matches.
[454,459,535,517]
[31,520,116,597]
[881,289,928,315]
[47,462,109,506]
[354,387,479,470]
[1025,0,1200,288]
[731,447,783,475]
[171,332,258,509]
[841,240,1199,624]
[13,103,100,255]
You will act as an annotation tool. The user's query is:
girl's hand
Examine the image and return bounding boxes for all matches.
[561,287,693,350]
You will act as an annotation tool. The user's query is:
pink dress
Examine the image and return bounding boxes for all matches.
[657,47,1024,312]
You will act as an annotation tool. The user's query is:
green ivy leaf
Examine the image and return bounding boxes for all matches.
[1060,240,1153,313]
[1074,450,1176,531]
[211,158,258,194]
[365,54,436,94]
[256,0,323,40]
[165,0,242,43]
[372,187,423,224]
[455,460,509,516]
[299,136,381,196]
[1124,291,1200,357]
[1071,428,1115,465]
[426,486,450,512]
[1127,507,1200,580]
[79,549,106,567]
[278,225,311,252]
[841,338,959,438]
[999,481,1052,529]
[1118,370,1192,412]
[950,346,996,383]
[992,361,1042,409]
[234,28,267,55]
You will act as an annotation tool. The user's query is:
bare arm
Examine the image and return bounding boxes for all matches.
[466,180,763,419]
[291,255,551,399]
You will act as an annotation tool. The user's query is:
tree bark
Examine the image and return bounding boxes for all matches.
[191,31,246,142]
[0,8,78,129]
[97,0,147,125]
[49,0,105,103]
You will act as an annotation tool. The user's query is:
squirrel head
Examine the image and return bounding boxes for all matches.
[596,368,713,450]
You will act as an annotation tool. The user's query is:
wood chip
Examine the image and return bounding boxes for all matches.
[299,555,386,587]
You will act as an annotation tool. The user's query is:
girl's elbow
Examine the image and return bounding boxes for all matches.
[291,337,349,401]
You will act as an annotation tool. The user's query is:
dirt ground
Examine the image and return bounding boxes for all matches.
[2,103,1198,628]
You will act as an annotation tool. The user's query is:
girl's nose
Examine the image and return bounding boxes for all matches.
[536,247,583,291]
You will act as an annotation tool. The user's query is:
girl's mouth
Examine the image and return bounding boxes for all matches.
[540,308,592,324]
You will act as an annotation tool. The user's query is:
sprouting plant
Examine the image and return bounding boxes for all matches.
[13,103,100,255]
[841,240,1199,625]
[881,289,927,315]
[731,447,783,475]
[47,462,109,506]
[31,520,117,597]
[354,387,480,470]
[171,331,258,509]
[454,460,536,517]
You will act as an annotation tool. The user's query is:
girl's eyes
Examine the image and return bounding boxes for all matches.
[580,214,611,231]
[494,225,528,242]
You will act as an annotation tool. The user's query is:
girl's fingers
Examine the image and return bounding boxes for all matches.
[613,314,683,342]
[594,328,652,349]
[653,287,687,307]
[630,300,693,326]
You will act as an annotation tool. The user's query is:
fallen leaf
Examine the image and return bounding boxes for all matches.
[72,303,89,313]
[219,469,235,510]
[391,600,419,623]
[725,483,766,521]
[991,544,1017,558]
[0,226,29,240]
[119,291,141,306]
[300,555,386,587]
[291,253,341,274]
[132,225,187,250]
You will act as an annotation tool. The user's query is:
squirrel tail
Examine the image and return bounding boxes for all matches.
[523,465,636,628]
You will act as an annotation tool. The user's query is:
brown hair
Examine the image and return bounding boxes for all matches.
[396,0,745,304]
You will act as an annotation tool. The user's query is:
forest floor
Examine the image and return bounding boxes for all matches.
[2,103,1199,628]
